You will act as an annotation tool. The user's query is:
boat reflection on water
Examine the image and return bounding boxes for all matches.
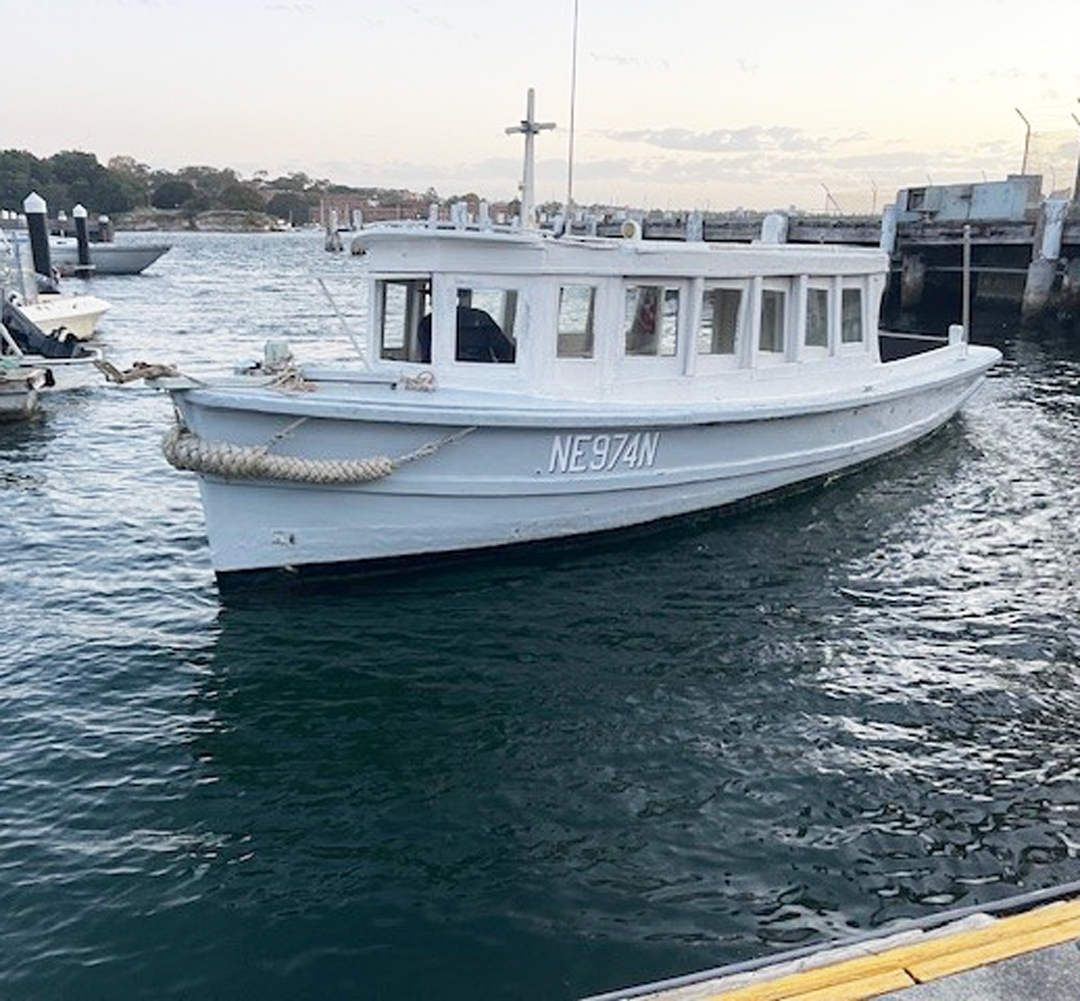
[185,406,1080,999]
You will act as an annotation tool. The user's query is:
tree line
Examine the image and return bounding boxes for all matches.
[0,149,452,226]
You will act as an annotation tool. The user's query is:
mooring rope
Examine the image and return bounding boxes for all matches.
[266,365,316,392]
[95,359,184,384]
[162,423,476,484]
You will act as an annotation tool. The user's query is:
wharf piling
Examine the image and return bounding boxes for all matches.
[72,204,94,275]
[887,175,1080,325]
[22,192,51,279]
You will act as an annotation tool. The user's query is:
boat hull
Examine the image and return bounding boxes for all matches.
[0,374,42,420]
[170,347,997,576]
[18,295,110,340]
[52,242,170,276]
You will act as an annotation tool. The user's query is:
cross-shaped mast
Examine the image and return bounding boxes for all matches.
[505,88,555,230]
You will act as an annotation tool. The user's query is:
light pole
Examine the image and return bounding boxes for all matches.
[821,183,840,214]
[1071,111,1080,201]
[1015,107,1031,175]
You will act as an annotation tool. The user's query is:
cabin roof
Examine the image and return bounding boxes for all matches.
[351,224,888,279]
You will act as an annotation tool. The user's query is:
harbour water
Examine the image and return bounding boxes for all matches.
[1,231,1079,1000]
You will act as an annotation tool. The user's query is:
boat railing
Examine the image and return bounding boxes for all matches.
[357,218,526,236]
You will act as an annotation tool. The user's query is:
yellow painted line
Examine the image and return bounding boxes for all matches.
[702,898,1080,1001]
[700,953,916,1001]
[775,968,915,1000]
[908,913,1080,983]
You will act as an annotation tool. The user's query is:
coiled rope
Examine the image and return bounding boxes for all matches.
[162,420,475,485]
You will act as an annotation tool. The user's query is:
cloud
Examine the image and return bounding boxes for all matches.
[588,50,669,71]
[600,125,833,154]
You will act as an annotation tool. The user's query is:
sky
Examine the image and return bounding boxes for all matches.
[7,0,1080,212]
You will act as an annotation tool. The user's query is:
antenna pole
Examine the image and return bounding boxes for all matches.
[566,0,580,225]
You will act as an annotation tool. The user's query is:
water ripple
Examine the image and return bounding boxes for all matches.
[2,236,1079,998]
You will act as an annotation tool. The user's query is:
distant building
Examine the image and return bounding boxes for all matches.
[319,193,431,228]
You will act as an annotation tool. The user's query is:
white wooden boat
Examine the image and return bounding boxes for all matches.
[152,103,1000,581]
[155,221,999,580]
[49,237,171,276]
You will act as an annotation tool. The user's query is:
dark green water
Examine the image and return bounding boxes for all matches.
[2,233,1079,999]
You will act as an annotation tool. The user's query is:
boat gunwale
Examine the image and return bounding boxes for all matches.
[168,344,1000,430]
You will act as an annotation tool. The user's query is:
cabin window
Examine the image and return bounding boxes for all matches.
[759,289,786,353]
[841,288,863,343]
[379,278,431,362]
[557,285,596,358]
[455,287,517,364]
[625,285,679,357]
[699,286,742,355]
[805,288,829,348]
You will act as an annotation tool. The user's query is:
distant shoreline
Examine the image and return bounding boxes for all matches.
[115,208,294,233]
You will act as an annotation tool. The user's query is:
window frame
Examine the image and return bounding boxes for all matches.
[451,283,521,366]
[623,282,682,359]
[840,284,865,348]
[698,281,746,361]
[375,276,431,363]
[756,280,790,363]
[556,283,598,360]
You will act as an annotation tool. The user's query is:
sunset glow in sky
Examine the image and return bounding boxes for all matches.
[9,0,1080,211]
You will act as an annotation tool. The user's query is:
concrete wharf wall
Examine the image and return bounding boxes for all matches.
[589,175,1080,325]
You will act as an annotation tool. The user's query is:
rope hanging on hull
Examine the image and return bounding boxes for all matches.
[161,423,475,485]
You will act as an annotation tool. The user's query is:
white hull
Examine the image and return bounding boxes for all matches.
[51,241,170,276]
[173,345,996,576]
[19,294,110,340]
[0,375,42,420]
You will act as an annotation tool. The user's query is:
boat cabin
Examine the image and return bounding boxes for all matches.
[356,225,889,401]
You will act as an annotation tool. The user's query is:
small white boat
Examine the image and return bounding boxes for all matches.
[49,237,171,276]
[1,229,110,340]
[152,101,1000,582]
[1,299,105,391]
[14,290,110,341]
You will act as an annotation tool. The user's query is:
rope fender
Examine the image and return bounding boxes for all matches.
[161,423,475,484]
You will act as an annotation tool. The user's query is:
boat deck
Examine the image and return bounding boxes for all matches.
[589,884,1080,1001]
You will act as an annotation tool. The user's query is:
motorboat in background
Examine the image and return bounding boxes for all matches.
[1,298,105,390]
[49,236,170,276]
[14,289,110,340]
[1,228,108,384]
[1,228,111,340]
